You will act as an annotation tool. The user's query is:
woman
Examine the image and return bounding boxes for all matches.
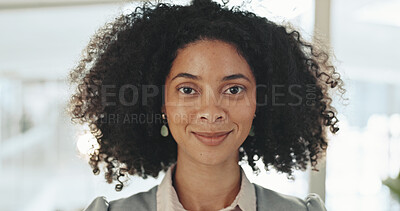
[68,0,345,210]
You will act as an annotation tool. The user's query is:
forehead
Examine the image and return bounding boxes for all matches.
[168,40,255,82]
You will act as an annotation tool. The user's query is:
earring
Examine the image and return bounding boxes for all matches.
[161,113,169,137]
[249,125,255,137]
[248,114,256,137]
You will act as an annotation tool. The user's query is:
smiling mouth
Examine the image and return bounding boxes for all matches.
[192,131,232,137]
[192,130,232,146]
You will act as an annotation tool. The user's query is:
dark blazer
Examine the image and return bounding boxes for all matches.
[84,183,327,211]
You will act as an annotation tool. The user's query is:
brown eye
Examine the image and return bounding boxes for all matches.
[178,86,197,95]
[224,86,245,95]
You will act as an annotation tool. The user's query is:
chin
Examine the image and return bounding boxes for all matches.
[192,149,235,166]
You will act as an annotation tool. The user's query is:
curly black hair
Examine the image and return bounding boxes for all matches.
[67,0,346,191]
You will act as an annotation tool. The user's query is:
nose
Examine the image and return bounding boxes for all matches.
[196,89,227,124]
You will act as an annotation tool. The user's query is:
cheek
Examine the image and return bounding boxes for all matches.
[228,97,256,120]
[227,100,256,136]
[165,105,189,146]
[165,88,186,124]
[165,91,199,126]
[167,106,191,126]
[165,98,195,134]
[230,105,253,130]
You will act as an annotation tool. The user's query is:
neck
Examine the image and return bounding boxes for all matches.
[172,149,242,211]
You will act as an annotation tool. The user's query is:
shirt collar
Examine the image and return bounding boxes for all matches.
[156,162,256,211]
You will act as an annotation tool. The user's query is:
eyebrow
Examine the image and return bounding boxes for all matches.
[171,73,251,82]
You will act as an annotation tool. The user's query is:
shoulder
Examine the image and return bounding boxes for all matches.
[83,185,158,211]
[253,183,327,211]
[83,196,109,211]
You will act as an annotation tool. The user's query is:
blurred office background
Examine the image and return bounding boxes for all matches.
[0,0,399,210]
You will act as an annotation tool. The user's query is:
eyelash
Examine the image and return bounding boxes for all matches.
[177,85,246,96]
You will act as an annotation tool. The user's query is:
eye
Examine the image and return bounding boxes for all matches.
[177,86,197,95]
[177,85,245,95]
[224,86,245,95]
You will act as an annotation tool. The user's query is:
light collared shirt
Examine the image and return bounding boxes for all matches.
[156,163,256,211]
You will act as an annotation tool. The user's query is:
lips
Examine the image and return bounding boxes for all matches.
[192,131,232,137]
[192,130,232,146]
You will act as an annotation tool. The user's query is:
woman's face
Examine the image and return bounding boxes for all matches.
[163,40,257,165]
